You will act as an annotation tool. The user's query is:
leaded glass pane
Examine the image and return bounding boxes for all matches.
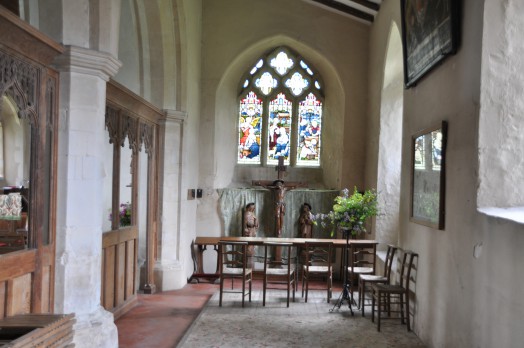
[270,51,294,75]
[297,93,321,166]
[300,60,314,75]
[285,72,309,96]
[414,135,425,169]
[267,93,292,165]
[238,91,262,164]
[431,130,442,170]
[255,71,277,95]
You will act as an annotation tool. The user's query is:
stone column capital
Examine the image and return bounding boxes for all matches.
[53,45,122,81]
[163,109,187,124]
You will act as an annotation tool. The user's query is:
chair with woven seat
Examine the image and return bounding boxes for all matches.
[371,250,418,332]
[263,242,296,307]
[301,241,333,303]
[358,244,398,316]
[347,241,377,307]
[218,241,252,307]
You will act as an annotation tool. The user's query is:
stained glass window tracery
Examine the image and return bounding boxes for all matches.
[238,46,324,167]
[285,72,309,96]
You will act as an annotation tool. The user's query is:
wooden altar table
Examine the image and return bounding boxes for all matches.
[189,236,377,283]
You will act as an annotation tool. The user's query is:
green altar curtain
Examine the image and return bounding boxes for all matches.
[217,188,339,261]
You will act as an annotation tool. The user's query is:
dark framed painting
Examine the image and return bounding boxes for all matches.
[401,0,460,88]
[410,121,447,229]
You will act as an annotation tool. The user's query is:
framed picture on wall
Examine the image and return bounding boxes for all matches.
[410,121,447,229]
[401,0,460,88]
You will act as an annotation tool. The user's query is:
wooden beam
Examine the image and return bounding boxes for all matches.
[343,0,379,12]
[312,0,375,23]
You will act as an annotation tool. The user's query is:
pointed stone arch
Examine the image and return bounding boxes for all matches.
[376,22,403,245]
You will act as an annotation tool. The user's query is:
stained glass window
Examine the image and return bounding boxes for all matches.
[297,93,322,166]
[270,51,294,75]
[255,72,277,95]
[268,93,293,165]
[238,46,324,167]
[285,72,309,96]
[238,91,262,164]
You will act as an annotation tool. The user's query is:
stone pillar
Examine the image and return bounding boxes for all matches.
[54,45,121,348]
[152,109,188,291]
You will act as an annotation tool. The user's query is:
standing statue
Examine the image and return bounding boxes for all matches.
[243,202,258,256]
[299,202,314,238]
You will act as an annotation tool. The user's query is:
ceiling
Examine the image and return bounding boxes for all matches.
[302,0,383,24]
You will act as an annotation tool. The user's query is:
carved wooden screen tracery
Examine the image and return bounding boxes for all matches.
[0,5,63,317]
[102,80,162,317]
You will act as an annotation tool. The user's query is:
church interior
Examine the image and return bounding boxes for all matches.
[0,0,523,347]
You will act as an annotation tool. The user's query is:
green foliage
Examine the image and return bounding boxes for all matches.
[316,187,378,237]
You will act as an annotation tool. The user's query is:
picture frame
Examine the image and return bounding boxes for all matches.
[410,121,447,229]
[401,0,459,88]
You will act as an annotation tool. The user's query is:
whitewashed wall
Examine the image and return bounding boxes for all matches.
[368,0,524,347]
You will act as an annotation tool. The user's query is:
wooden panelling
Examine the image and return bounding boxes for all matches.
[103,246,115,309]
[0,8,60,318]
[116,243,126,306]
[0,314,75,348]
[0,250,36,280]
[41,266,50,313]
[6,274,32,316]
[125,240,135,299]
[0,281,5,319]
[102,227,137,248]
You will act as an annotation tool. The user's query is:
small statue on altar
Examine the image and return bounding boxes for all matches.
[243,203,258,257]
[298,202,314,238]
[243,202,259,238]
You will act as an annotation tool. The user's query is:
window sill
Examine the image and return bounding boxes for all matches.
[478,206,524,224]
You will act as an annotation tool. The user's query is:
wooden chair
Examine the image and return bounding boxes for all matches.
[358,244,398,316]
[347,242,377,307]
[371,250,418,332]
[263,242,296,307]
[218,241,252,307]
[301,241,333,303]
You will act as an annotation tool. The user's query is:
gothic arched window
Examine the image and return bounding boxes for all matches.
[237,47,324,167]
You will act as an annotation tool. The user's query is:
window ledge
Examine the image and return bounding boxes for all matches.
[478,207,524,224]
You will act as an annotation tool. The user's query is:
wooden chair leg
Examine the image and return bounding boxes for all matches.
[371,289,375,323]
[286,277,290,307]
[249,277,252,302]
[377,291,382,332]
[242,277,245,308]
[263,274,267,306]
[301,271,305,298]
[219,278,224,307]
[399,294,404,324]
[405,293,410,331]
[305,272,309,303]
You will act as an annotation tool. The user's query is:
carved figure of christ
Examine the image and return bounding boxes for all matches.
[252,157,308,239]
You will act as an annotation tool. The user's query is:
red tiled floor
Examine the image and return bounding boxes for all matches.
[115,283,217,348]
[116,279,344,348]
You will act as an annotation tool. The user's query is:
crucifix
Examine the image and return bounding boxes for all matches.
[252,157,307,261]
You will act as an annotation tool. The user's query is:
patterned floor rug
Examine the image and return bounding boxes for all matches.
[178,289,426,348]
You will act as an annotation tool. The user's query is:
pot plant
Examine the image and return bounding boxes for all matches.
[316,187,379,237]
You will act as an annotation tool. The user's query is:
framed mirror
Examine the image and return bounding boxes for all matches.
[410,121,447,229]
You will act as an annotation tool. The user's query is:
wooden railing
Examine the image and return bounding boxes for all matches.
[101,227,138,319]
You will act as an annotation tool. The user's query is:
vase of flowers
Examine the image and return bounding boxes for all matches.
[316,187,378,237]
[119,202,132,227]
